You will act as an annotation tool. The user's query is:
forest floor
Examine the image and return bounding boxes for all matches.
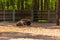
[0,22,60,40]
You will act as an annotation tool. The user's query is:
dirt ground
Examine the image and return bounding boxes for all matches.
[0,22,60,40]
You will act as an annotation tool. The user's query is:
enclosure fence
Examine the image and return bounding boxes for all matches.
[0,0,60,25]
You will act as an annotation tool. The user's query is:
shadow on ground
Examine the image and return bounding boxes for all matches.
[27,23,60,29]
[0,32,58,40]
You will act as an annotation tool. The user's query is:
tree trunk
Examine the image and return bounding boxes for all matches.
[20,0,24,18]
[33,0,39,21]
[40,0,43,20]
[1,1,5,21]
[10,0,15,9]
[21,0,24,10]
[56,0,59,25]
[6,1,9,10]
[44,0,48,10]
[17,0,20,10]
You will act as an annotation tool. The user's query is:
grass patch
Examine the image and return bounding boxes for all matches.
[38,20,47,23]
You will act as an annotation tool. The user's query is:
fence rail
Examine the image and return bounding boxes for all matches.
[0,10,59,23]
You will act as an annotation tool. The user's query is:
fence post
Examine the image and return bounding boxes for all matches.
[3,2,5,22]
[13,9,15,22]
[48,10,50,22]
[3,10,5,22]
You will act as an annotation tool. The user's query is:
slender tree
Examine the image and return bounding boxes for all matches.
[21,0,24,10]
[44,0,48,10]
[6,0,10,10]
[10,0,15,9]
[33,0,39,21]
[40,0,43,20]
[56,0,59,25]
[25,0,28,10]
[20,0,24,18]
[17,0,20,10]
[1,0,5,21]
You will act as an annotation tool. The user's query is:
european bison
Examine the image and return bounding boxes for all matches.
[16,19,31,26]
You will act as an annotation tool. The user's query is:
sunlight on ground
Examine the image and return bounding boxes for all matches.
[9,38,38,40]
[0,25,60,37]
[0,22,60,40]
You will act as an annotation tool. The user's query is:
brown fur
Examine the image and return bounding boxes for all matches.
[16,19,31,26]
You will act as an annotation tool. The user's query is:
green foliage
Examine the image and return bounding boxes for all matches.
[49,0,56,10]
[0,0,56,10]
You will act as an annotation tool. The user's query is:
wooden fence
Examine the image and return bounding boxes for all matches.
[0,10,59,23]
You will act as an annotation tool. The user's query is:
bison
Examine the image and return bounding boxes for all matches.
[16,19,31,26]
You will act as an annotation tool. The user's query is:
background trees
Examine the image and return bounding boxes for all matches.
[0,0,56,10]
[0,0,57,22]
